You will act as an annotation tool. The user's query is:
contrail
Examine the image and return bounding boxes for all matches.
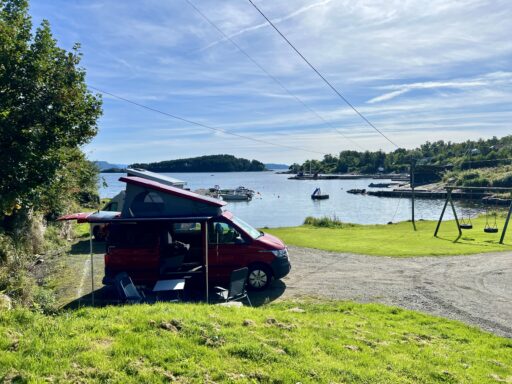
[200,0,332,51]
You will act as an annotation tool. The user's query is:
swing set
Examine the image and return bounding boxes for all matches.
[434,186,512,243]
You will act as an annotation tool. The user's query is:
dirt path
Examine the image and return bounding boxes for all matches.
[277,247,512,338]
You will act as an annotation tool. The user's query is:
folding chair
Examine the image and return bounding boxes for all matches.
[114,272,145,304]
[213,267,252,306]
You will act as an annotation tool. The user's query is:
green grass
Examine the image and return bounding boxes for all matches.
[1,301,511,383]
[266,216,512,257]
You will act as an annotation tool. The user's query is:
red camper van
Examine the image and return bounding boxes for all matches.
[103,210,290,290]
[63,175,290,291]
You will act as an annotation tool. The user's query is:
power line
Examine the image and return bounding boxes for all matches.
[184,0,366,151]
[89,86,328,156]
[246,0,400,149]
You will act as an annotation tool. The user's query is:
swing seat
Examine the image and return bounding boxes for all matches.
[460,223,473,229]
[484,227,499,233]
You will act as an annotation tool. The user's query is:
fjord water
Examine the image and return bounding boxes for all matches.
[99,172,464,228]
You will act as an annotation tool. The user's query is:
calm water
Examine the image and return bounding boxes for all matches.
[98,172,471,228]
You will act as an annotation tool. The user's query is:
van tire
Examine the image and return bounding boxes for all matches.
[247,264,272,291]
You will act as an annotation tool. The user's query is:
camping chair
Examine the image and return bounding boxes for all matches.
[114,272,146,304]
[213,267,252,306]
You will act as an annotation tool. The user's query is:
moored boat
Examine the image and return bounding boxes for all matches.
[311,187,329,200]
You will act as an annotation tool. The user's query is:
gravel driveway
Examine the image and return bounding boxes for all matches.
[276,247,512,338]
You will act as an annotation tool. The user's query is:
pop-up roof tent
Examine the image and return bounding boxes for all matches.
[120,176,224,218]
[126,168,187,189]
[59,175,227,305]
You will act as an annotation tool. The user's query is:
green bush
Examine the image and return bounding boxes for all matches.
[303,215,354,228]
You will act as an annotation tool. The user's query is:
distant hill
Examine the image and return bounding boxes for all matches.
[130,154,267,173]
[94,161,127,171]
[265,163,289,170]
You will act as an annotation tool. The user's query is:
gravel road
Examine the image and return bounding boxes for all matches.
[275,247,512,338]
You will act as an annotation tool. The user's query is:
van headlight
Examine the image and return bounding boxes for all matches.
[271,249,288,258]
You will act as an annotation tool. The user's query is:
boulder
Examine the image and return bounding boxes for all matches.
[0,294,13,311]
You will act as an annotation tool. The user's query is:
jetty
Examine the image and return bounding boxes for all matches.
[364,188,512,205]
[288,173,409,181]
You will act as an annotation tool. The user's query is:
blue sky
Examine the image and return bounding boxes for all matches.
[30,0,512,164]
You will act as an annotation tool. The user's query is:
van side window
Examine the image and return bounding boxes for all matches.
[109,202,118,211]
[172,222,201,233]
[209,222,244,244]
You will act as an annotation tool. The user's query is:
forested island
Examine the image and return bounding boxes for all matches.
[130,154,267,172]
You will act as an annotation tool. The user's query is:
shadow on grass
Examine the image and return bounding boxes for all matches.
[63,279,286,309]
[69,239,106,255]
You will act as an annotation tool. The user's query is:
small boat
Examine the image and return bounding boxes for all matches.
[347,188,366,195]
[311,187,329,200]
[220,192,252,201]
[217,186,254,201]
[368,182,398,188]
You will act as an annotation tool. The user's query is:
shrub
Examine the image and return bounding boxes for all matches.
[303,215,354,228]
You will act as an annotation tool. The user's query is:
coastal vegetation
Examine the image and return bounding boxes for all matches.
[290,135,512,183]
[1,300,511,383]
[443,165,512,188]
[0,0,102,309]
[130,154,266,173]
[267,215,512,257]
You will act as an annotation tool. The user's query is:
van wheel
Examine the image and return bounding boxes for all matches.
[247,264,272,291]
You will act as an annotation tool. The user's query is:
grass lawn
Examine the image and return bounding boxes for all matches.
[1,301,511,383]
[266,216,512,257]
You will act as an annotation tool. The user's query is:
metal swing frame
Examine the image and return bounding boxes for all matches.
[434,186,512,244]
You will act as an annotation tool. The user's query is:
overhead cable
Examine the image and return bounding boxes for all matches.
[247,0,400,149]
[184,0,365,151]
[89,86,328,156]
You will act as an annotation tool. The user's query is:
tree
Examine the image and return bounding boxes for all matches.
[0,0,102,221]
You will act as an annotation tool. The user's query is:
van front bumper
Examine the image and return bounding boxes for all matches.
[271,257,291,279]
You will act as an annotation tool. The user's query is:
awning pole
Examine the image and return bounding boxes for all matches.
[89,223,95,306]
[204,222,209,304]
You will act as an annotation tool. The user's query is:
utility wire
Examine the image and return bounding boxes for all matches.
[89,86,328,156]
[184,0,366,151]
[247,0,400,149]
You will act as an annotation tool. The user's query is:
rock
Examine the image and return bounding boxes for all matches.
[217,301,243,307]
[344,345,361,351]
[159,322,179,332]
[242,319,255,327]
[286,307,305,313]
[0,294,12,311]
[170,319,183,330]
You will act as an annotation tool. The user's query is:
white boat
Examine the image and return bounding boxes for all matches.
[217,186,254,201]
[220,192,252,201]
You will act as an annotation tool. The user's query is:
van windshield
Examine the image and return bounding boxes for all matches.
[231,216,262,239]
